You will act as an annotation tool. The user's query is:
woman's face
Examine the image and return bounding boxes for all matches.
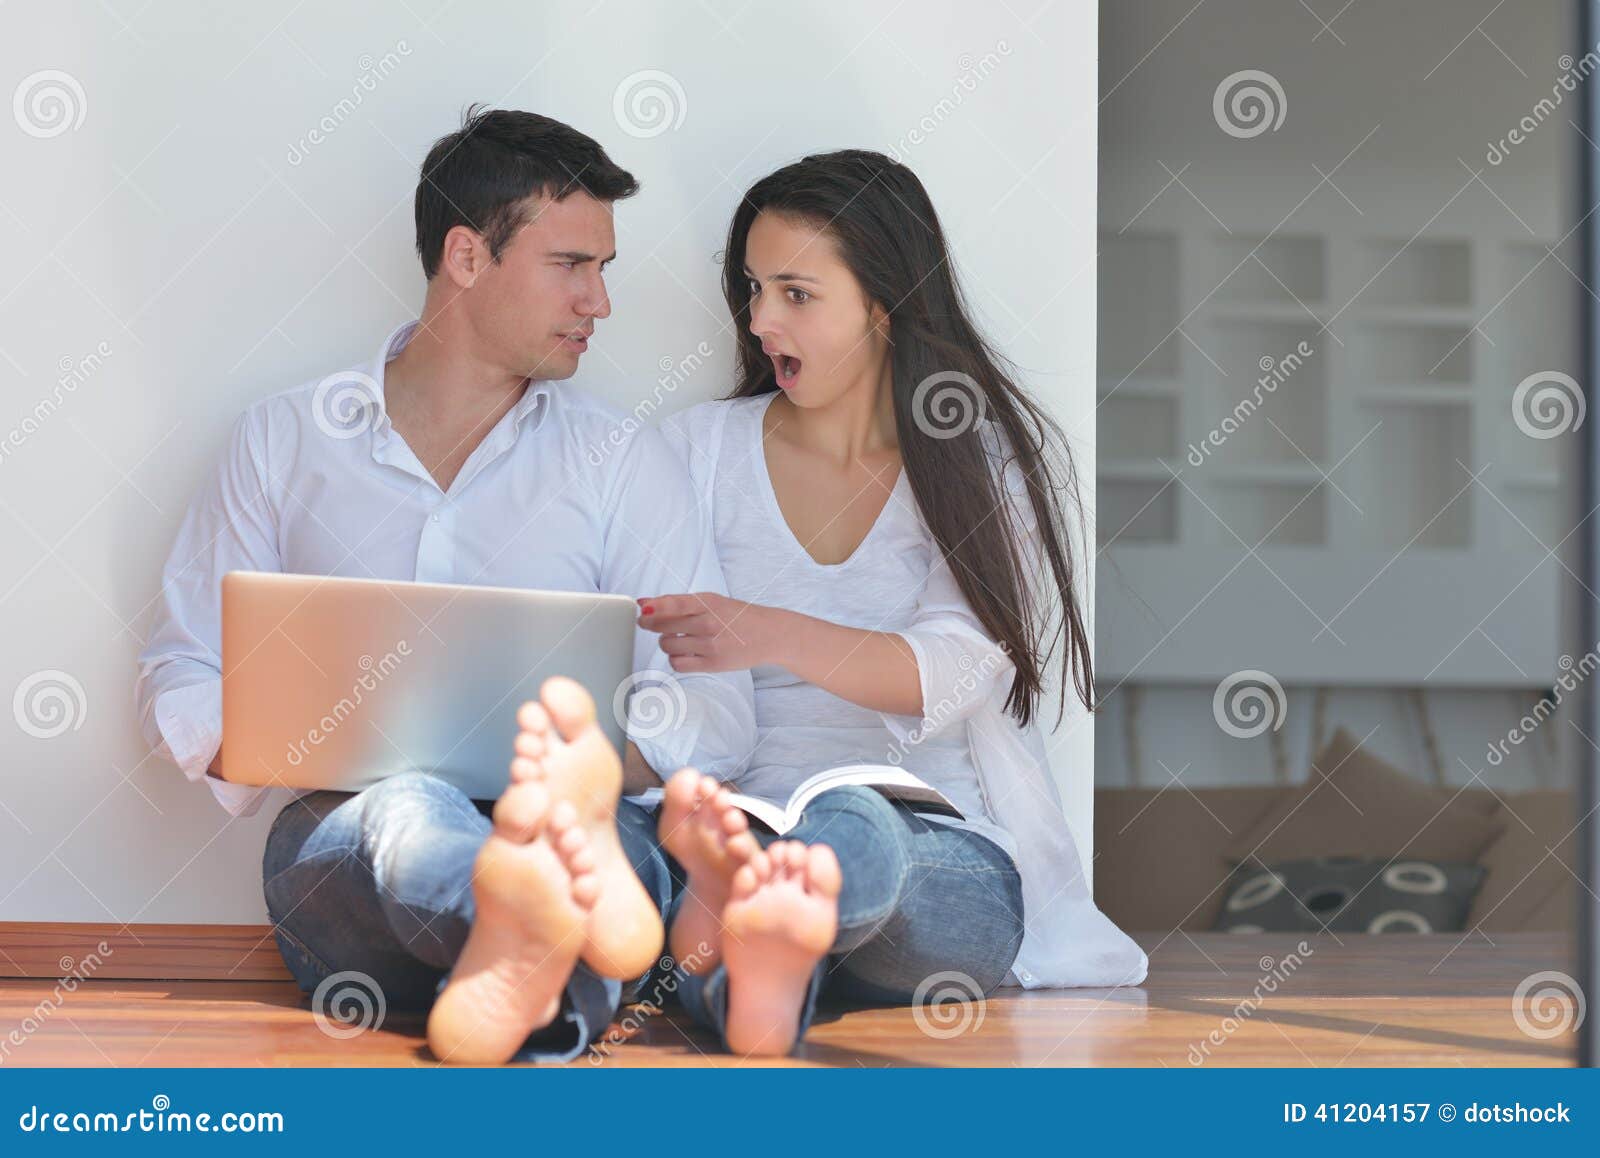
[742,210,890,409]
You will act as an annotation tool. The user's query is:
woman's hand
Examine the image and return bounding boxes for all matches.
[636,592,786,673]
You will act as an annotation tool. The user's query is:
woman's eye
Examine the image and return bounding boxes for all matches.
[747,278,761,296]
[787,287,809,304]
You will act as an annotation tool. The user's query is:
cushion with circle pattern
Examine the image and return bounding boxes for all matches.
[1211,856,1486,934]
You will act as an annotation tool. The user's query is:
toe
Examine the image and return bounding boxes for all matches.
[719,804,749,836]
[556,825,587,856]
[571,870,601,908]
[663,768,699,814]
[539,675,597,743]
[550,799,579,830]
[806,844,843,897]
[516,699,551,736]
[726,831,759,863]
[493,782,549,840]
[509,757,542,783]
[730,862,760,899]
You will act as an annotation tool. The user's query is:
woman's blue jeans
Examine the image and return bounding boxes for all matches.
[260,770,671,1064]
[669,785,1025,1055]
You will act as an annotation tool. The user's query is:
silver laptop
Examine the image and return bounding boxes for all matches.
[220,571,637,800]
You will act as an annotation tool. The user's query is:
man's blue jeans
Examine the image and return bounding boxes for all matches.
[670,785,1025,1054]
[260,770,671,1063]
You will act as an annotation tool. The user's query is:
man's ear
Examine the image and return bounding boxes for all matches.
[439,224,488,289]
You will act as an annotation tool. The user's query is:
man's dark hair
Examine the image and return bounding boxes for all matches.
[414,105,639,280]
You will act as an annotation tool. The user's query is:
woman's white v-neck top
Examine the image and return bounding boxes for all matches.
[660,395,1150,991]
[671,394,1008,853]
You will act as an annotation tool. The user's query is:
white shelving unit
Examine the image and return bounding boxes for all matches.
[1096,225,1571,686]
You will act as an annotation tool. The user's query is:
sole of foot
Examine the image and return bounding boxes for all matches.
[511,675,664,979]
[721,840,841,1057]
[657,768,758,975]
[426,780,598,1065]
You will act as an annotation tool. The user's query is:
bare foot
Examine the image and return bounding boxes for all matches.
[427,781,598,1065]
[512,676,664,979]
[658,769,758,975]
[721,840,841,1057]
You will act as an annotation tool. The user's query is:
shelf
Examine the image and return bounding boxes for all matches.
[1100,460,1180,483]
[1359,383,1474,405]
[1202,318,1326,465]
[1349,321,1473,386]
[1347,304,1477,326]
[1207,300,1331,324]
[1351,401,1473,549]
[1099,231,1181,377]
[1210,462,1325,485]
[1213,234,1325,304]
[1211,480,1326,546]
[1097,376,1180,400]
[1101,392,1178,461]
[1099,478,1177,547]
[1352,238,1471,308]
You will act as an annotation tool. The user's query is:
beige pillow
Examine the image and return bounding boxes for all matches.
[1095,785,1286,931]
[1467,789,1575,932]
[1221,728,1505,868]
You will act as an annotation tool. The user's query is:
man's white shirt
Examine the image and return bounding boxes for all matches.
[135,320,756,817]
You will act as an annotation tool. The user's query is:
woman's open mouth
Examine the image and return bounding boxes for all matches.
[771,352,802,388]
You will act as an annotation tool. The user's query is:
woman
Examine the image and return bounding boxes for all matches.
[641,150,1146,1056]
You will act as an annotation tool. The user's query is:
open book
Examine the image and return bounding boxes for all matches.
[720,764,963,834]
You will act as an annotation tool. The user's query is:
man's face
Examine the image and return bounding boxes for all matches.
[470,191,617,382]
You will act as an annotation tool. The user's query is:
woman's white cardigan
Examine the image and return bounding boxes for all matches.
[662,400,1149,990]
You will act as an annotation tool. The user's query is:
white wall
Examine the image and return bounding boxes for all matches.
[0,1,1098,922]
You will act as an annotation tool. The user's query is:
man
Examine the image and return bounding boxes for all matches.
[135,107,754,1063]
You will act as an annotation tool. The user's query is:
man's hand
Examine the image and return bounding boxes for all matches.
[635,592,786,674]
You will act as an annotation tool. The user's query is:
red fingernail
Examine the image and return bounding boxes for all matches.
[642,604,655,615]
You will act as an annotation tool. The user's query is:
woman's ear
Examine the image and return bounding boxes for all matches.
[870,302,893,346]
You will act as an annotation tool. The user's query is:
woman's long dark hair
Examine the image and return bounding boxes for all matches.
[721,149,1094,727]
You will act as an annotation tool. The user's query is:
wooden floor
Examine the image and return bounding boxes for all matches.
[0,931,1577,1067]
